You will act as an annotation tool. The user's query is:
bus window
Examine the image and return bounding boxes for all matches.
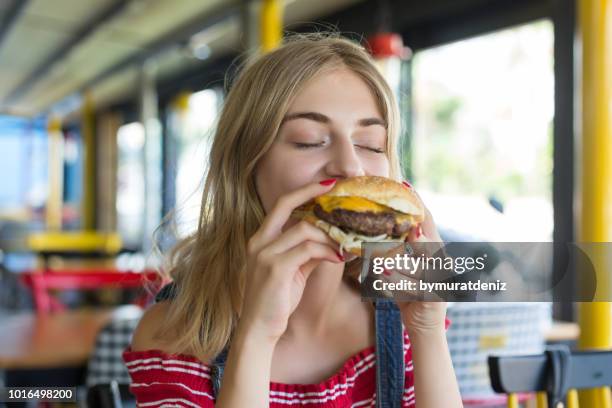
[411,20,554,242]
[116,122,146,249]
[171,88,222,238]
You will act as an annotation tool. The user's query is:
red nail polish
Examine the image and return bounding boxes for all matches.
[402,180,412,189]
[320,178,337,186]
[383,269,392,276]
[335,250,345,261]
[416,226,422,239]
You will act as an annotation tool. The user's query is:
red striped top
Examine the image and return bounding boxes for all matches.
[123,319,449,407]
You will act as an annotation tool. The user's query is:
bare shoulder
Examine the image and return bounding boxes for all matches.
[130,301,213,364]
[131,301,173,352]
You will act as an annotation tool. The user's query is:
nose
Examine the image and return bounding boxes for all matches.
[324,138,365,178]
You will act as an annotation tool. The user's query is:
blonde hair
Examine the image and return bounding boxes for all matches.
[157,32,403,360]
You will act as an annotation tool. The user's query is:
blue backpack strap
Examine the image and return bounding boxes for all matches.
[374,298,405,408]
[210,347,229,399]
[154,283,229,399]
[155,282,176,303]
[155,282,228,398]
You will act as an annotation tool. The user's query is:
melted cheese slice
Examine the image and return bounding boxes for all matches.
[314,196,415,223]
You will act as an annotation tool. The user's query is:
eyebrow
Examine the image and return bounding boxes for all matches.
[281,111,387,128]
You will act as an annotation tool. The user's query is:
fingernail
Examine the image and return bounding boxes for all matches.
[402,180,412,189]
[383,268,392,276]
[335,250,345,261]
[320,178,337,186]
[416,226,422,239]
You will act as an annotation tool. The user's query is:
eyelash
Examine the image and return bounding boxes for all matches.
[294,142,325,149]
[293,142,385,154]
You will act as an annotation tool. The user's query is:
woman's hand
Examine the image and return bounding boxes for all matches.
[238,179,343,344]
[395,190,448,335]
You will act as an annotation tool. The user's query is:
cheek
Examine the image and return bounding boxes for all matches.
[255,147,324,213]
[362,154,391,177]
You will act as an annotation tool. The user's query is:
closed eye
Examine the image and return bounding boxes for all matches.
[293,142,384,153]
[293,142,325,149]
[356,145,385,153]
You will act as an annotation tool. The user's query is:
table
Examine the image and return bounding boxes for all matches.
[0,308,128,370]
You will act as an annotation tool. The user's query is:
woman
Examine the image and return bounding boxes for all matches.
[124,32,463,407]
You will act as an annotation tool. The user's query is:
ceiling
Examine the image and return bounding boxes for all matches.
[0,0,362,118]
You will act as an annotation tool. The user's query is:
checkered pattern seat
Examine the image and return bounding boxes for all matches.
[86,285,173,387]
[86,307,143,386]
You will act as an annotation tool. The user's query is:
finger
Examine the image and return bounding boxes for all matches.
[421,211,440,241]
[403,186,441,242]
[378,267,423,301]
[257,179,337,245]
[406,234,440,261]
[300,258,323,277]
[405,225,423,242]
[264,220,339,256]
[270,241,342,281]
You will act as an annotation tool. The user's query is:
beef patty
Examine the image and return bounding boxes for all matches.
[313,204,412,237]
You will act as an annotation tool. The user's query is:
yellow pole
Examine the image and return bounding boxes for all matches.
[577,0,612,406]
[82,92,96,231]
[507,393,519,408]
[567,389,580,408]
[260,0,282,52]
[536,392,548,408]
[46,117,63,230]
[172,92,191,115]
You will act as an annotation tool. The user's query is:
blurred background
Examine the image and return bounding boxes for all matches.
[0,0,610,407]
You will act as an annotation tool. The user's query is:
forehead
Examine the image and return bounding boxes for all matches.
[287,68,383,118]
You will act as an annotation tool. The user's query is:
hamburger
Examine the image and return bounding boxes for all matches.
[292,176,424,256]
